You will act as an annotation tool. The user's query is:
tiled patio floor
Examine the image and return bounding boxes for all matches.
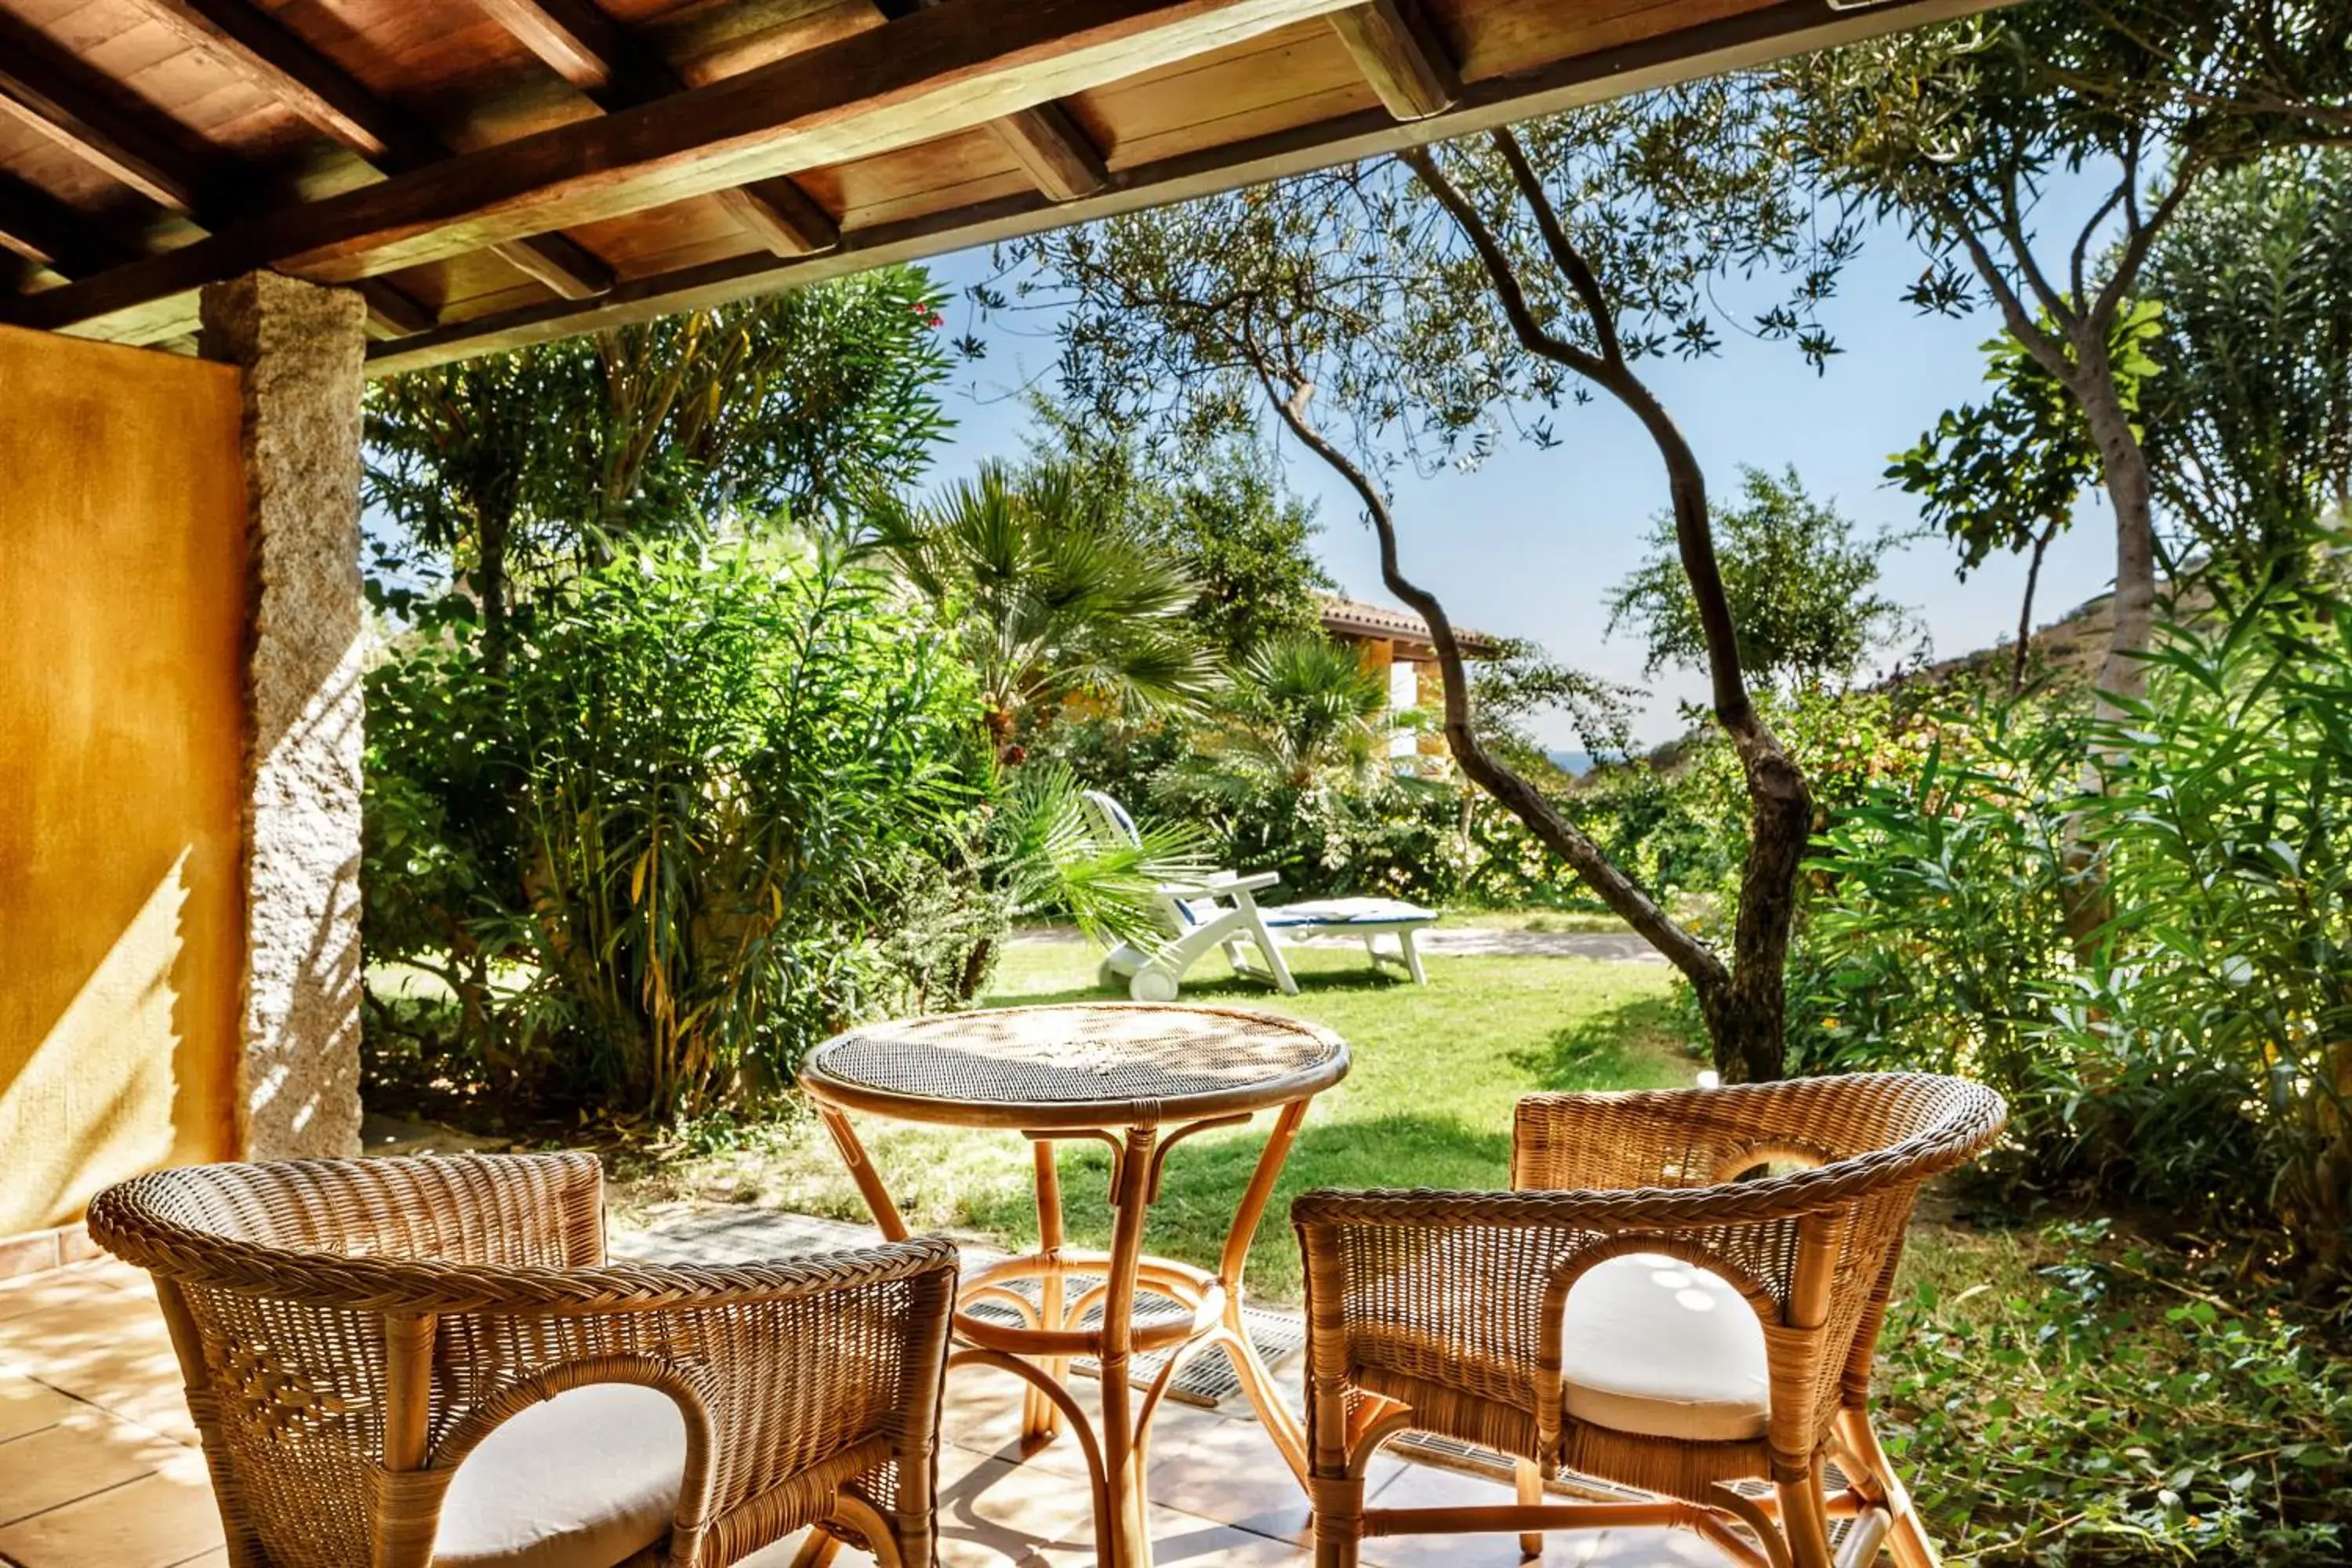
[0,1255,1715,1568]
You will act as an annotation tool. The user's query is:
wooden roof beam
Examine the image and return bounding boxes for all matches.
[1328,0,1457,122]
[12,0,1356,336]
[359,0,1987,376]
[470,0,841,255]
[0,13,216,212]
[0,172,135,278]
[891,0,1108,201]
[132,0,612,307]
[989,103,1110,201]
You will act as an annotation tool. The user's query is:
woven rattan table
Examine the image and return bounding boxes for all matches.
[800,1002,1351,1568]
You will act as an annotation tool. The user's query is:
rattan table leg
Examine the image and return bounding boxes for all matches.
[1026,1137,1069,1443]
[1212,1097,1313,1483]
[1097,1125,1160,1568]
[817,1105,909,1241]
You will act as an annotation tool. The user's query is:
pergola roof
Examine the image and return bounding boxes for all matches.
[0,0,1978,376]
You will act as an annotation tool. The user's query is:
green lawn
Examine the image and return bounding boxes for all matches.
[614,940,1693,1300]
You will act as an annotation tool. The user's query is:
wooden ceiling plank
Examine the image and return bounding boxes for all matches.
[1327,0,1457,121]
[129,0,611,314]
[989,101,1109,201]
[0,11,216,212]
[468,0,841,256]
[360,0,1988,375]
[11,0,1370,332]
[131,0,439,163]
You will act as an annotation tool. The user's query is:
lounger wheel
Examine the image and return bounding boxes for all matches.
[1129,967,1180,1004]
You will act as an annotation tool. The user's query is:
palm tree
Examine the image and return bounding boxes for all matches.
[1182,632,1395,797]
[866,459,1218,750]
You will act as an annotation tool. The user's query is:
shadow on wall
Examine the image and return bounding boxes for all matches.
[0,852,231,1235]
[0,321,248,1235]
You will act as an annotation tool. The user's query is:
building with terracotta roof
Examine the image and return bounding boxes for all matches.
[1318,597,1504,762]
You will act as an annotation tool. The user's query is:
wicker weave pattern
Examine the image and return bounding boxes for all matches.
[89,1152,957,1568]
[807,1004,1346,1128]
[1293,1073,2006,1568]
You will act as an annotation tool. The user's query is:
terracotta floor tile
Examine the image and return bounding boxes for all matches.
[0,1446,224,1568]
[0,1410,180,1527]
[1357,1461,1611,1568]
[935,1446,1102,1567]
[0,1376,84,1443]
[0,1272,125,1328]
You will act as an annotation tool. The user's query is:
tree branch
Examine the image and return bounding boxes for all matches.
[1258,364,1731,997]
[1487,127,1624,368]
[1396,144,1611,382]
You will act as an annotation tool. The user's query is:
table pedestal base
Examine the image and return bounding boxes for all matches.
[817,1100,1314,1568]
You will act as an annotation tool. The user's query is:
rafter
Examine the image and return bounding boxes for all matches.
[895,0,1109,202]
[0,13,215,212]
[469,0,841,255]
[0,172,134,277]
[132,0,612,306]
[989,103,1110,201]
[1328,0,1457,122]
[13,0,1358,336]
[360,0,1980,376]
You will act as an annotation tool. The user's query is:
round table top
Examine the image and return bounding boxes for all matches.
[800,1003,1351,1131]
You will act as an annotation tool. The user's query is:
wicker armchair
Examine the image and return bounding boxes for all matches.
[1293,1073,2005,1568]
[87,1152,958,1568]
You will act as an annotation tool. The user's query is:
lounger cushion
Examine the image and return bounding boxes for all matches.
[1261,897,1435,927]
[1560,1253,1769,1443]
[433,1382,683,1568]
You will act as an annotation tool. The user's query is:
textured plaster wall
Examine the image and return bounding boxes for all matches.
[0,324,247,1236]
[201,274,368,1161]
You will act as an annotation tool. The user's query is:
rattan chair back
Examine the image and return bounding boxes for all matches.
[1293,1072,2006,1568]
[90,1152,956,1568]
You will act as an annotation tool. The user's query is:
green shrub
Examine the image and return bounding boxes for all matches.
[365,532,985,1120]
[1796,583,2352,1266]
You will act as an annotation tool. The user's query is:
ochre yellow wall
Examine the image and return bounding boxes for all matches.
[0,323,246,1236]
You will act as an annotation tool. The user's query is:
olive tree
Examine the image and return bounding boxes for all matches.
[995,78,1848,1081]
[1791,0,2352,720]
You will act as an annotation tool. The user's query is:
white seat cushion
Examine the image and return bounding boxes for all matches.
[1261,897,1434,927]
[1560,1253,1769,1443]
[434,1383,684,1568]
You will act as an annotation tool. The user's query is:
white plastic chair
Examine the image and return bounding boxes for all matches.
[1080,791,1435,1002]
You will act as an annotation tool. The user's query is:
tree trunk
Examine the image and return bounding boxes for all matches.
[2014,521,2056,695]
[2078,369,2158,722]
[477,501,512,679]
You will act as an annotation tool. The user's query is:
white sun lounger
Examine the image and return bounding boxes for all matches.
[1081,791,1436,1002]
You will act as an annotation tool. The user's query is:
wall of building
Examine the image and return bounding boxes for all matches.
[0,324,248,1237]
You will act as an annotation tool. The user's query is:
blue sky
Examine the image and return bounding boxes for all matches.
[914,223,2118,748]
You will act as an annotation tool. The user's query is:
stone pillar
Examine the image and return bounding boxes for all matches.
[200,273,368,1160]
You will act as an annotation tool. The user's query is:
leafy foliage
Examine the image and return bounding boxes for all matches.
[365,269,953,650]
[366,534,983,1120]
[1883,1221,2352,1566]
[1606,466,1922,691]
[2140,147,2352,577]
[863,458,1219,746]
[1022,401,1334,659]
[1795,577,2352,1267]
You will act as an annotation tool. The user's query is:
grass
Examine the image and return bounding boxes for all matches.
[612,939,1695,1300]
